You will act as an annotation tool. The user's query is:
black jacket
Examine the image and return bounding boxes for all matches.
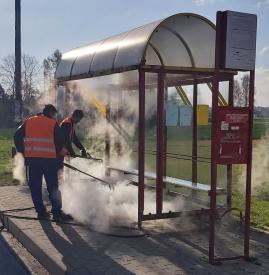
[60,121,84,156]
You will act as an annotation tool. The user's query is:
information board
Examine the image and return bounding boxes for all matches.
[215,108,249,164]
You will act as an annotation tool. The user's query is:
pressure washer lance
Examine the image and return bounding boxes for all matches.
[63,162,113,190]
[74,153,103,162]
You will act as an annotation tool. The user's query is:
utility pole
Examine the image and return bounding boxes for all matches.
[14,0,22,124]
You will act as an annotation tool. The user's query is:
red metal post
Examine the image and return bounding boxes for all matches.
[164,85,168,183]
[244,70,255,259]
[156,72,165,215]
[115,90,123,156]
[227,78,234,208]
[105,95,111,177]
[138,69,145,229]
[65,86,71,116]
[209,11,222,264]
[228,77,234,106]
[192,80,198,196]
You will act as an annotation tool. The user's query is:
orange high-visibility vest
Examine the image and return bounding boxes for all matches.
[60,117,74,141]
[24,115,56,158]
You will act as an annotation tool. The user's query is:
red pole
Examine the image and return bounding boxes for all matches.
[209,11,222,264]
[244,70,255,259]
[228,77,234,106]
[192,81,198,196]
[65,86,71,116]
[138,70,145,229]
[105,95,111,177]
[156,72,165,215]
[227,78,234,208]
[164,86,168,183]
[115,90,123,156]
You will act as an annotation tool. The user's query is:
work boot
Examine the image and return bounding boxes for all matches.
[53,210,73,222]
[37,211,50,220]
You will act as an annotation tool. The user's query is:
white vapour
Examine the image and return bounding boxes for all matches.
[13,153,26,184]
[236,134,269,197]
[249,137,269,195]
[61,177,138,231]
[60,156,184,231]
[59,75,185,231]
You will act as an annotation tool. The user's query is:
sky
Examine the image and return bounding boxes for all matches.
[0,0,269,106]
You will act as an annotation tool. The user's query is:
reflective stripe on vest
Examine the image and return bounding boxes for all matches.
[24,137,54,143]
[25,147,56,152]
[24,115,56,158]
[60,117,74,140]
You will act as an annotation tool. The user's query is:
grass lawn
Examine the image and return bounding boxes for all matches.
[233,192,269,228]
[0,128,18,186]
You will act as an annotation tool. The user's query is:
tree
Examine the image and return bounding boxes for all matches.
[233,74,250,107]
[43,49,62,80]
[241,74,250,106]
[0,53,41,102]
[0,84,14,127]
[21,54,41,106]
[43,49,62,103]
[0,55,15,96]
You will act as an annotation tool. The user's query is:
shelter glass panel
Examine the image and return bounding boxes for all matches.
[143,72,158,214]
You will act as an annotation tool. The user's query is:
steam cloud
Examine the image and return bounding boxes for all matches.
[13,153,26,184]
[58,75,184,231]
[247,135,269,196]
[236,131,269,198]
[60,156,184,231]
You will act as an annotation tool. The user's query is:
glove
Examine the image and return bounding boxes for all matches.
[80,149,87,158]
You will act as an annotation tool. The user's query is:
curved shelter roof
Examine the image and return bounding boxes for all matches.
[55,13,216,81]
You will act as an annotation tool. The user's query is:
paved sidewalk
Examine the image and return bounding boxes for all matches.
[0,186,269,275]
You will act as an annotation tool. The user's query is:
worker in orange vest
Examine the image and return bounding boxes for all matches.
[59,109,88,162]
[14,104,71,221]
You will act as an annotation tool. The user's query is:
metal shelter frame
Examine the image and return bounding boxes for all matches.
[55,12,256,265]
[137,67,240,264]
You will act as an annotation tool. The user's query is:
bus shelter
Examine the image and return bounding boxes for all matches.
[55,11,257,264]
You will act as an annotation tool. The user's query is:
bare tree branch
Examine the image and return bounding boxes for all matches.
[233,74,250,107]
[0,53,41,102]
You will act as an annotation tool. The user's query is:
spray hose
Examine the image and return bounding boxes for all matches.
[0,207,145,238]
[74,154,103,162]
[63,162,112,190]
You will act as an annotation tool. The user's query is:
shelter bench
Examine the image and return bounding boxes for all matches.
[108,166,226,195]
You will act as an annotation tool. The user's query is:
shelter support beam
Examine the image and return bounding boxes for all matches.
[115,90,123,156]
[105,94,111,177]
[244,70,255,259]
[156,72,165,215]
[209,10,223,265]
[226,78,234,208]
[138,70,145,229]
[164,85,168,182]
[192,81,198,196]
[65,86,71,116]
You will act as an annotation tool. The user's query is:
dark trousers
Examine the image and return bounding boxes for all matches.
[26,158,62,215]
